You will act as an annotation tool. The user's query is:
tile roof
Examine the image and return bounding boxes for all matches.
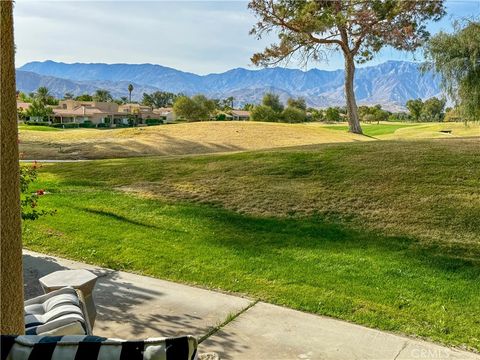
[53,106,109,116]
[231,110,250,117]
[17,101,31,109]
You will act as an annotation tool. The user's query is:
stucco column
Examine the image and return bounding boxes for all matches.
[1,0,25,334]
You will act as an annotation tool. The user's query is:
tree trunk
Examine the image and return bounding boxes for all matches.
[1,0,25,334]
[344,55,363,134]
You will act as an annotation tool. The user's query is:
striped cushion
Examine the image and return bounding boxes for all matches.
[1,335,197,360]
[24,287,90,336]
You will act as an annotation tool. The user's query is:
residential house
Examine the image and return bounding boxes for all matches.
[18,99,176,127]
[118,103,159,123]
[153,107,176,123]
[49,100,132,126]
[230,110,250,121]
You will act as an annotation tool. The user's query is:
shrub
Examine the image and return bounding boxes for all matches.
[282,107,307,123]
[25,121,50,126]
[216,114,227,121]
[146,118,163,126]
[97,123,110,128]
[79,121,96,128]
[51,123,79,129]
[173,95,215,121]
[250,105,278,122]
[20,164,55,221]
[262,93,284,113]
[325,107,341,122]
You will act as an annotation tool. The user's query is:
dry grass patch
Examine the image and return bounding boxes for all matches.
[19,121,369,160]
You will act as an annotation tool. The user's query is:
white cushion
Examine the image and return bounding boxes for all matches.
[24,287,89,335]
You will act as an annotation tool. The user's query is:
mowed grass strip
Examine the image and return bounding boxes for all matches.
[19,124,62,132]
[322,123,419,136]
[321,122,480,138]
[23,138,480,350]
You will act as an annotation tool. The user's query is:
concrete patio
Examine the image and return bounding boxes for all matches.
[23,249,479,360]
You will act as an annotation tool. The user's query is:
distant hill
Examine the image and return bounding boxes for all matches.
[18,60,442,110]
[16,70,160,101]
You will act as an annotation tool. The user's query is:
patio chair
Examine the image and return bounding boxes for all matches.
[24,286,92,336]
[1,334,198,360]
[10,275,200,359]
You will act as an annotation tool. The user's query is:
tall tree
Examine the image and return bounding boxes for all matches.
[24,99,54,120]
[1,0,25,333]
[36,86,51,104]
[262,92,284,113]
[128,84,134,103]
[93,89,113,102]
[249,0,445,134]
[287,97,307,110]
[173,95,216,121]
[142,91,178,108]
[424,21,480,122]
[420,97,445,121]
[75,94,94,101]
[406,99,424,120]
[225,96,235,109]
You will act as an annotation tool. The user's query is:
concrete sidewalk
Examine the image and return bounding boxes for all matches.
[23,250,479,360]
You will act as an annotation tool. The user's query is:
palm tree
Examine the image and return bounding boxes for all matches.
[1,0,25,333]
[93,89,113,102]
[36,86,51,104]
[128,84,134,103]
[64,92,74,100]
[227,96,235,109]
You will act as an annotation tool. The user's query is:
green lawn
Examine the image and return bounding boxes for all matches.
[23,138,480,351]
[19,125,61,131]
[323,123,418,136]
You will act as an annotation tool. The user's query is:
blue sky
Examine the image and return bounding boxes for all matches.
[14,0,480,74]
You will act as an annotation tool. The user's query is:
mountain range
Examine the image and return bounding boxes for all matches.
[17,60,442,110]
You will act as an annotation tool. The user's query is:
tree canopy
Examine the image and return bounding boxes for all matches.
[406,99,424,120]
[93,89,113,102]
[173,95,216,121]
[142,91,179,108]
[24,99,54,120]
[424,21,480,121]
[35,87,57,105]
[406,97,446,121]
[282,106,307,123]
[75,94,94,101]
[262,92,284,113]
[287,97,307,111]
[250,104,278,122]
[128,84,134,102]
[249,0,445,133]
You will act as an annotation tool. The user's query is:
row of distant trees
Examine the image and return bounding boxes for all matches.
[247,92,449,123]
[18,88,116,104]
[18,85,452,124]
